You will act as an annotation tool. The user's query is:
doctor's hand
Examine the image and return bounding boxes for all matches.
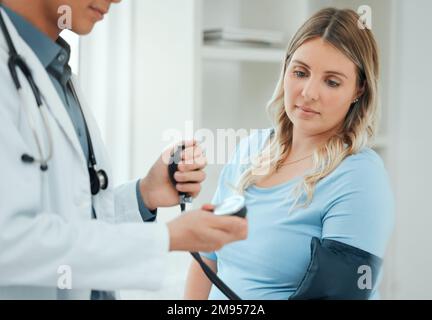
[139,140,207,211]
[167,206,248,252]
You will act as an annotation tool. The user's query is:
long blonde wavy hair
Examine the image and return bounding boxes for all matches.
[237,8,380,211]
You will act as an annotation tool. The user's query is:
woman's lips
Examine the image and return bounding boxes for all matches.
[295,105,320,116]
[296,105,319,113]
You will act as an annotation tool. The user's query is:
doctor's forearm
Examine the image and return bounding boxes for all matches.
[0,213,169,290]
[138,176,158,211]
[135,179,157,222]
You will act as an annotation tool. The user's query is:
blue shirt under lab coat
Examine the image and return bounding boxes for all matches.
[3,5,156,221]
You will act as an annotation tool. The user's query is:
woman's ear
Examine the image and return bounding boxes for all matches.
[355,82,366,101]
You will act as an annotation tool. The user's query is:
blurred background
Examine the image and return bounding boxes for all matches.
[63,0,432,299]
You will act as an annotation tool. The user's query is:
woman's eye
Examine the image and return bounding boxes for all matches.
[293,71,307,78]
[326,79,340,87]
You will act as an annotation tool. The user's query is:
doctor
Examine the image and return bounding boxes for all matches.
[0,0,248,300]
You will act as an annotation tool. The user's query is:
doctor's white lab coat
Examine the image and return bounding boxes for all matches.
[0,9,169,299]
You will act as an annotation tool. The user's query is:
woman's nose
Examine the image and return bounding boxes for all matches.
[301,78,320,102]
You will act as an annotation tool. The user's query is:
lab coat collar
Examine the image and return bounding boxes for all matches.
[1,4,63,69]
[0,8,87,169]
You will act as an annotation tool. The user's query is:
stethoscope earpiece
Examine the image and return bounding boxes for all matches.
[21,154,48,171]
[21,154,35,163]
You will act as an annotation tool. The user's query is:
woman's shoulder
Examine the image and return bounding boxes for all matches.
[231,127,274,164]
[345,147,385,166]
[322,146,393,201]
[332,147,388,179]
[239,127,274,153]
[212,128,274,204]
[216,128,273,189]
[320,147,395,258]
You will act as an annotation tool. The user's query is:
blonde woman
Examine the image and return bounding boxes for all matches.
[185,8,394,300]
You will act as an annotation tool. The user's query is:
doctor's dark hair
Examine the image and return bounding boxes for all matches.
[237,8,380,211]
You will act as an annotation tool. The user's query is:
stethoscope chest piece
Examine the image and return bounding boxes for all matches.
[89,167,108,195]
[214,195,247,218]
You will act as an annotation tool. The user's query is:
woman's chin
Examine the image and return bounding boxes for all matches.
[291,120,321,134]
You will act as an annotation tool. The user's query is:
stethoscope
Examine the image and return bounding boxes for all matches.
[0,10,108,195]
[168,145,247,300]
[1,9,245,298]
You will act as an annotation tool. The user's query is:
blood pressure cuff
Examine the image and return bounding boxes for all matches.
[289,237,382,300]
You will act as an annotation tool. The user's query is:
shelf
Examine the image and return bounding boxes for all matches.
[202,45,285,63]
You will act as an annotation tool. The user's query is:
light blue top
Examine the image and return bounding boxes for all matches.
[201,128,394,300]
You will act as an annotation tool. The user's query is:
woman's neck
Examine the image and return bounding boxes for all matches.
[288,127,336,160]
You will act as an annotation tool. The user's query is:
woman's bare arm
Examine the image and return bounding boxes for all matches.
[184,257,216,299]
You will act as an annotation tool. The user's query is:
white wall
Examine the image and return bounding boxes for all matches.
[79,1,133,185]
[387,0,432,299]
[78,0,200,299]
[123,0,201,299]
[77,0,432,299]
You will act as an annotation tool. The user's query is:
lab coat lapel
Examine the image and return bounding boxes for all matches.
[38,70,87,165]
[1,9,86,167]
[71,75,109,169]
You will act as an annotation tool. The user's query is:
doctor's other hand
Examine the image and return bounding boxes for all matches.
[167,207,248,252]
[139,140,207,210]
